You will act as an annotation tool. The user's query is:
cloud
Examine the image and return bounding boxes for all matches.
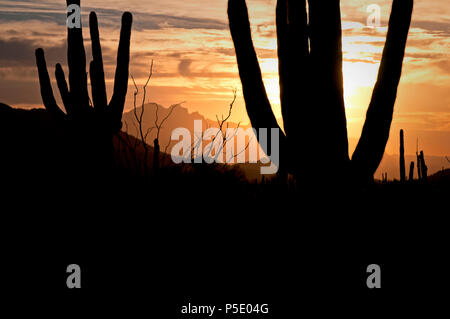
[433,60,450,73]
[178,59,192,77]
[0,4,227,31]
[133,13,227,31]
[0,33,119,74]
[0,38,65,67]
[412,20,450,36]
[344,58,377,64]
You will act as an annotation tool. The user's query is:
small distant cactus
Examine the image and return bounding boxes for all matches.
[382,172,388,184]
[419,150,428,182]
[400,129,406,182]
[408,161,414,181]
[416,149,428,182]
[416,150,422,180]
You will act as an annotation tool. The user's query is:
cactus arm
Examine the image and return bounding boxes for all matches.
[35,49,66,120]
[89,12,108,111]
[227,0,283,135]
[276,0,309,139]
[308,0,349,162]
[66,0,90,114]
[109,12,132,131]
[276,0,289,130]
[352,0,413,179]
[55,63,72,115]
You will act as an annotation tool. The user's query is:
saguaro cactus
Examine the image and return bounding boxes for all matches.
[416,150,422,180]
[400,129,406,182]
[419,150,428,181]
[228,0,413,184]
[409,161,414,181]
[35,0,132,169]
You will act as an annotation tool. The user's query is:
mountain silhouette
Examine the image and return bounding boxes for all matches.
[122,103,271,179]
[122,103,250,152]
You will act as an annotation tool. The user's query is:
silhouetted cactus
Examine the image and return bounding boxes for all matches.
[419,150,428,182]
[228,0,413,184]
[416,149,428,182]
[409,161,414,181]
[35,0,132,170]
[416,150,422,180]
[400,129,406,182]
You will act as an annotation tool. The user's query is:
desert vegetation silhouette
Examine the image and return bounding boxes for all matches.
[29,0,434,195]
[228,0,413,185]
[35,0,132,174]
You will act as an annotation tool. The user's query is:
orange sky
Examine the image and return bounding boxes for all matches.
[0,0,449,157]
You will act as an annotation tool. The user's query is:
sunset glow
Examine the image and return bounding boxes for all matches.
[1,0,449,159]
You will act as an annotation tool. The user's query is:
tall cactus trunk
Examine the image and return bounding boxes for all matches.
[399,129,406,182]
[408,161,414,181]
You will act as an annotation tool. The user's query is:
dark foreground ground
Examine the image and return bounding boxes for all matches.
[3,177,448,317]
[1,104,448,317]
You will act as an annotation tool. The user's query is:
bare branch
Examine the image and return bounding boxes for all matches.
[154,103,159,132]
[155,102,185,140]
[145,126,156,141]
[207,89,238,160]
[229,136,253,162]
[130,60,154,175]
